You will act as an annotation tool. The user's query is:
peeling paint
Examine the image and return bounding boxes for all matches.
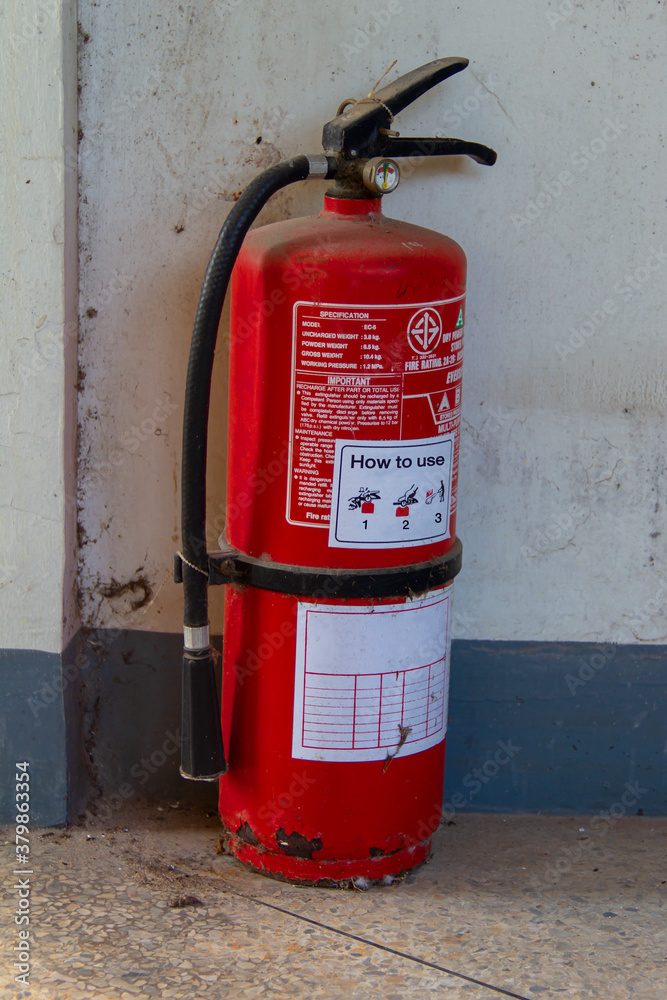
[234,821,259,847]
[275,828,323,859]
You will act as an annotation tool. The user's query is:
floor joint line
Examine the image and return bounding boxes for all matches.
[219,881,533,1000]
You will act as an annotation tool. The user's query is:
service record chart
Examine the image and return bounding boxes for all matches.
[292,587,452,763]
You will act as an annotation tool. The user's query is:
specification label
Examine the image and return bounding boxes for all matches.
[292,588,451,763]
[286,298,464,543]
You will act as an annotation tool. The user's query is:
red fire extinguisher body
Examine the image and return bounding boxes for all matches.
[220,584,452,882]
[219,196,466,883]
[225,197,466,567]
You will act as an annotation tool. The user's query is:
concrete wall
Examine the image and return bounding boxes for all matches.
[76,0,666,645]
[0,0,79,824]
[1,0,78,655]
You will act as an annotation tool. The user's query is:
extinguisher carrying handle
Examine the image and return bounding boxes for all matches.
[322,56,496,165]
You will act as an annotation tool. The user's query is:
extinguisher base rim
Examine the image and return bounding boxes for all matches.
[223,836,432,887]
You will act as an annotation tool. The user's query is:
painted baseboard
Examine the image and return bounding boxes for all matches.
[445,640,666,817]
[0,648,68,825]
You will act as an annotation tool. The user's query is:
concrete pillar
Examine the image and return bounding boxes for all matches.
[0,0,79,823]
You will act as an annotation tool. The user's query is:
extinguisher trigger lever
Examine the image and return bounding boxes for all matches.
[382,136,497,166]
[322,56,496,167]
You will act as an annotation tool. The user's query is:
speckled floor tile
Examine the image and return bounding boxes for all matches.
[1,806,665,998]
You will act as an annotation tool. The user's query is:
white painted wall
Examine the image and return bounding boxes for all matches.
[0,0,78,654]
[77,0,666,644]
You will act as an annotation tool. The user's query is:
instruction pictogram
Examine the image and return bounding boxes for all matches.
[348,487,380,513]
[407,308,442,355]
[394,484,419,517]
[427,386,461,426]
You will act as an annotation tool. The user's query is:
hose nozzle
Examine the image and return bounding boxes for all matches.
[180,646,227,780]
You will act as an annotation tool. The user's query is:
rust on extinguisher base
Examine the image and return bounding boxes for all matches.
[219,822,432,888]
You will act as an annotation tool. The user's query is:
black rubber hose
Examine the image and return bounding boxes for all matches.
[181,155,312,618]
[179,155,313,779]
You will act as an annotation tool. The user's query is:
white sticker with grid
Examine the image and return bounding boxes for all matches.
[292,587,451,763]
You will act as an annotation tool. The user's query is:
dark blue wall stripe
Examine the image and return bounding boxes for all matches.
[0,649,68,825]
[446,640,667,816]
[1,634,665,824]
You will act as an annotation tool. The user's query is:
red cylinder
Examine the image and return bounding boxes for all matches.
[219,195,466,885]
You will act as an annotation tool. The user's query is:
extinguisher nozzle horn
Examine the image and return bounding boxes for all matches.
[180,648,227,781]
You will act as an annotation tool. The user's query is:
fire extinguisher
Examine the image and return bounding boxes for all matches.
[175,57,496,886]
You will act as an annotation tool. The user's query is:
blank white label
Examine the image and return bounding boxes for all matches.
[292,587,452,763]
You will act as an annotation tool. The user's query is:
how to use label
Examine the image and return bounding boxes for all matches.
[328,435,453,549]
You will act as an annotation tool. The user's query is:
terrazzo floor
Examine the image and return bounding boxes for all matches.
[1,805,665,999]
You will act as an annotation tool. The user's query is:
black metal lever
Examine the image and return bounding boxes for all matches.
[366,56,470,117]
[384,137,497,166]
[321,56,496,166]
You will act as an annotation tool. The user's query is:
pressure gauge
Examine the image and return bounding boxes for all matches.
[362,158,400,195]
